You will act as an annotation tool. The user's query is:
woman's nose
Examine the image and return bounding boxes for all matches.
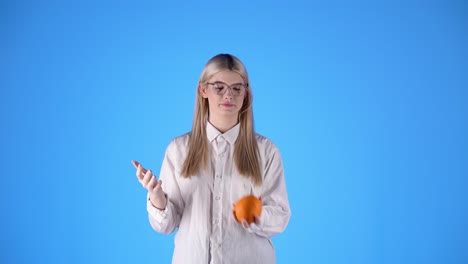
[223,88,234,99]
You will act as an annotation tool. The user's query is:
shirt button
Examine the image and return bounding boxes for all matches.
[216,174,221,178]
[215,196,220,200]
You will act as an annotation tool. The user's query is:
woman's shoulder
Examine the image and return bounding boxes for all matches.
[172,132,191,144]
[255,133,279,150]
[255,133,283,162]
[165,132,191,153]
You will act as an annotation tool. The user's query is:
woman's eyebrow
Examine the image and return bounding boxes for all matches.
[211,81,244,85]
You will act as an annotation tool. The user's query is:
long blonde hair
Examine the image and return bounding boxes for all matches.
[181,54,262,185]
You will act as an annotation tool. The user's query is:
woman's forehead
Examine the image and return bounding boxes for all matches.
[209,70,244,84]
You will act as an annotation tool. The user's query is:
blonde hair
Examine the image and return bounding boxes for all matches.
[181,54,262,185]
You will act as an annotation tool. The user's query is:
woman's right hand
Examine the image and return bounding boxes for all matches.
[132,160,167,210]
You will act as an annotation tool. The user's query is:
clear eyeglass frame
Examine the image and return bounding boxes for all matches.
[206,81,247,96]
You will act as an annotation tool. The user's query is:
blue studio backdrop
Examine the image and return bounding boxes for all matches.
[1,0,467,263]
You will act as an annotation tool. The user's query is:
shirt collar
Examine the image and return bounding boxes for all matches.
[206,121,240,145]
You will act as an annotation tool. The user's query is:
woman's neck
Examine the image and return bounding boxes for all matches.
[209,115,238,133]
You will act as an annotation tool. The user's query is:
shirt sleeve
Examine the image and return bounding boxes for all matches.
[147,140,184,234]
[253,142,291,238]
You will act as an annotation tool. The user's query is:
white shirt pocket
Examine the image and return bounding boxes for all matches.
[230,174,255,204]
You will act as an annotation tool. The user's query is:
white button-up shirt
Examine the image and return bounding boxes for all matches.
[147,122,291,264]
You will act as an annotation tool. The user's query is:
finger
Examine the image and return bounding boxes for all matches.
[254,216,260,225]
[136,164,148,181]
[154,179,162,191]
[131,160,139,169]
[146,175,157,190]
[151,178,162,191]
[241,219,249,229]
[136,164,145,181]
[136,164,143,180]
[142,169,153,185]
[250,220,259,228]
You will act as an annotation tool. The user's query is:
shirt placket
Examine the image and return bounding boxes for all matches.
[211,135,227,264]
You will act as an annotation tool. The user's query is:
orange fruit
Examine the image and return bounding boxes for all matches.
[233,195,262,224]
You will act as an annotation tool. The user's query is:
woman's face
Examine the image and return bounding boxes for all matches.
[200,70,246,121]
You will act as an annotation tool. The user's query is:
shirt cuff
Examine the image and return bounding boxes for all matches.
[147,194,169,223]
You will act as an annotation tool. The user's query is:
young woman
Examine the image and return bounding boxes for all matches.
[132,54,290,263]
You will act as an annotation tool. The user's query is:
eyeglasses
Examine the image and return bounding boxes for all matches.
[206,81,247,96]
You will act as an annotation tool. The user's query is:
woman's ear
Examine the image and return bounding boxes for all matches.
[199,83,208,98]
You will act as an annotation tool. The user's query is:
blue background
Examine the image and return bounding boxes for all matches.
[1,0,467,263]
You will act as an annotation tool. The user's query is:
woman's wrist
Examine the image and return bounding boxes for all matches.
[149,193,167,210]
